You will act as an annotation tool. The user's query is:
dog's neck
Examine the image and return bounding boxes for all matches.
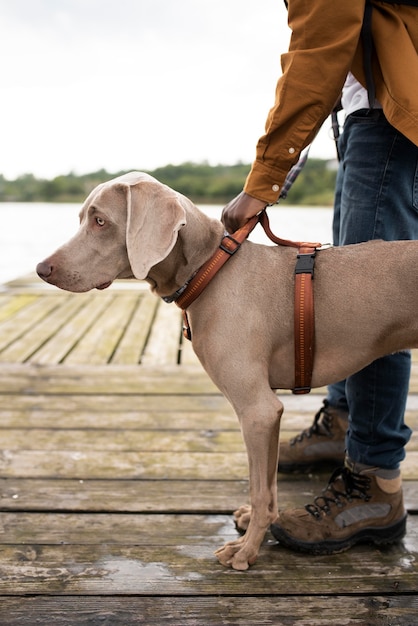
[146,202,224,300]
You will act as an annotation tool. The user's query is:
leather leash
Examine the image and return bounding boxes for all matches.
[175,215,260,310]
[174,209,322,394]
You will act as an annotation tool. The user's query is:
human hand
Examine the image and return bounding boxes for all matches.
[221,191,266,234]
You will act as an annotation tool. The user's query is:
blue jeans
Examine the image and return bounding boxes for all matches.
[328,109,418,469]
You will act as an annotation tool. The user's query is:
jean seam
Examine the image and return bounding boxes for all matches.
[372,134,398,240]
[413,157,418,211]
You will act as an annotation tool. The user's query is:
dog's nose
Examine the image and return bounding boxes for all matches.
[36,260,53,279]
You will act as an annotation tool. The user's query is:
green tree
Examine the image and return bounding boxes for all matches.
[0,159,337,205]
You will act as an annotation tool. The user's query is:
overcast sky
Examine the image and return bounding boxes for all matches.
[1,0,337,180]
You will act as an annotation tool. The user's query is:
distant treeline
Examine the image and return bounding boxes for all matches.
[0,159,338,206]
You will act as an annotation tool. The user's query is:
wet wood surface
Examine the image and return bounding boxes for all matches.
[0,275,417,624]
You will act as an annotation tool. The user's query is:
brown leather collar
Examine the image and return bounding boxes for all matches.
[173,209,323,394]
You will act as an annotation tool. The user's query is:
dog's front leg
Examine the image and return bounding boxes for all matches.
[215,391,283,570]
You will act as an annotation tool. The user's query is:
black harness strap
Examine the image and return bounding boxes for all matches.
[361,0,376,109]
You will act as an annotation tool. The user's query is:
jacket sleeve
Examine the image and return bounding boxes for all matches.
[244,0,365,203]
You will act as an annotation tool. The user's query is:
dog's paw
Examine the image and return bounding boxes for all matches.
[234,504,252,533]
[215,537,256,571]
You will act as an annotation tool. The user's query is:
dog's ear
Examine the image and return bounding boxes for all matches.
[125,179,187,279]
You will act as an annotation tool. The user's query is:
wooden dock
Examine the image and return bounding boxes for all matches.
[0,274,417,625]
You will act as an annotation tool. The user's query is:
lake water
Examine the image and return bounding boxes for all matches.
[0,202,333,286]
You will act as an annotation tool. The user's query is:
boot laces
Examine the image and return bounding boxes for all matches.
[290,400,334,446]
[305,467,371,519]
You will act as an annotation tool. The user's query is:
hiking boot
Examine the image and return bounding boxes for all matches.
[278,400,348,473]
[270,464,407,555]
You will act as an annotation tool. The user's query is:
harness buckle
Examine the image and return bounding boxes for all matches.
[182,310,192,341]
[293,386,312,395]
[219,234,241,255]
[295,252,316,276]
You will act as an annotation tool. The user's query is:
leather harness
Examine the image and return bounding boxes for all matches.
[172,209,323,394]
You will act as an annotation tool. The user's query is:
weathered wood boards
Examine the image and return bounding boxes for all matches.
[0,282,195,366]
[0,278,417,624]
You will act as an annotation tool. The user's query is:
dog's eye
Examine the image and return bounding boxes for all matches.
[95,217,105,227]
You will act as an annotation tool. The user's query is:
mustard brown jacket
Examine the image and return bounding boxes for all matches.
[244,0,418,204]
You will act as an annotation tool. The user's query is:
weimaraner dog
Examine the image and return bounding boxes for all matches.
[37,172,418,570]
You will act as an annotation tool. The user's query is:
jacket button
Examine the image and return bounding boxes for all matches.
[272,184,280,192]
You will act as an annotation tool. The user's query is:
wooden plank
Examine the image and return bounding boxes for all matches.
[141,300,182,365]
[0,426,416,457]
[3,358,411,400]
[1,360,417,405]
[0,390,322,424]
[0,296,85,363]
[0,428,246,453]
[0,407,237,430]
[0,449,249,480]
[0,478,416,513]
[0,293,38,323]
[0,295,66,353]
[0,392,230,413]
[1,394,418,432]
[2,511,417,548]
[0,478,250,513]
[63,294,140,365]
[0,364,219,394]
[111,291,159,364]
[0,517,417,594]
[1,448,417,481]
[28,293,115,364]
[0,512,242,544]
[1,595,417,626]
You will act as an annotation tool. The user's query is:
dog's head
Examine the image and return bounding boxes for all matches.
[36,172,187,292]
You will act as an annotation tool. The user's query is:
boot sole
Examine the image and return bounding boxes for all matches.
[270,514,407,555]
